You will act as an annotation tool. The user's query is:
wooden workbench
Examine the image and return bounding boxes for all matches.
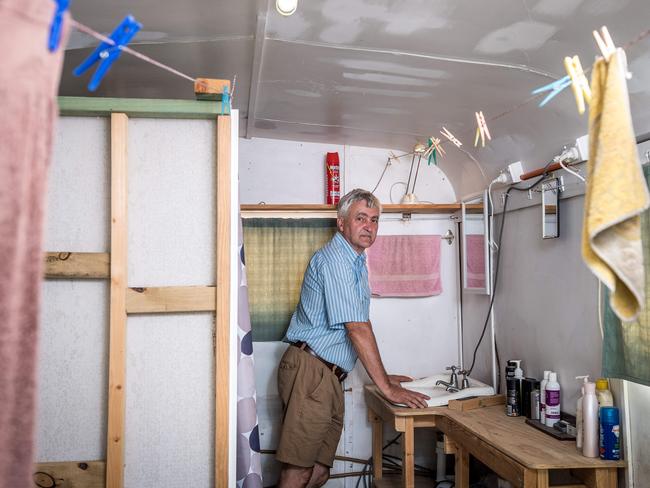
[364,386,626,488]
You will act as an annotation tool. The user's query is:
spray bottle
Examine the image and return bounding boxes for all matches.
[575,375,589,451]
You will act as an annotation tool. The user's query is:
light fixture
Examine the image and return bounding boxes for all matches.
[276,0,298,16]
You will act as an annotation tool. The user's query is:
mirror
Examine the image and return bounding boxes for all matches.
[542,178,560,239]
[461,190,491,295]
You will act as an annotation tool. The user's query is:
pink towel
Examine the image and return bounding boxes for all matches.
[0,2,67,487]
[466,235,486,288]
[366,235,442,297]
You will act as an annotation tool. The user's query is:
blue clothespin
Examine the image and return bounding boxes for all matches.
[221,86,230,115]
[48,0,70,52]
[73,15,142,91]
[531,75,572,108]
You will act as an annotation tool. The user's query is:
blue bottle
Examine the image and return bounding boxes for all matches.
[599,406,620,460]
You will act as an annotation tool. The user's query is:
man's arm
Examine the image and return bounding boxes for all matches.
[346,321,429,408]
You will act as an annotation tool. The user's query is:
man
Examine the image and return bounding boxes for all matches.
[276,188,430,488]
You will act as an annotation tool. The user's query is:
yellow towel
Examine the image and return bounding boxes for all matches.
[583,48,650,321]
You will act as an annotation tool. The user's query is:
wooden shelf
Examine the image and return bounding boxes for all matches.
[240,203,468,214]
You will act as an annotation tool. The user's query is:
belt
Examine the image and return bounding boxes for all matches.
[291,341,348,383]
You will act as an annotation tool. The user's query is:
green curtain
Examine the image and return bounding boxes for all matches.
[242,218,337,341]
[602,164,650,386]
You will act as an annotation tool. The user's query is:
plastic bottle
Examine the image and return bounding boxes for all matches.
[595,378,614,409]
[544,372,561,428]
[600,406,621,460]
[582,382,599,458]
[575,376,589,451]
[540,370,551,424]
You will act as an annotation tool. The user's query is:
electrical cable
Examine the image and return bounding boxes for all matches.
[467,162,556,377]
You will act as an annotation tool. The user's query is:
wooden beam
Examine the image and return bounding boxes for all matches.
[194,78,230,101]
[44,252,110,279]
[58,97,229,119]
[126,286,216,313]
[34,460,105,488]
[106,113,128,488]
[215,115,232,487]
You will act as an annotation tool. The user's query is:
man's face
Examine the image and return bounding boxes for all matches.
[337,200,380,254]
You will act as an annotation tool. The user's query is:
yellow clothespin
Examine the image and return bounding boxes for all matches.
[440,127,462,148]
[593,26,616,60]
[563,55,591,115]
[474,111,492,147]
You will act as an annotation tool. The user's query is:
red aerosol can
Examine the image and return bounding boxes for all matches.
[326,152,340,205]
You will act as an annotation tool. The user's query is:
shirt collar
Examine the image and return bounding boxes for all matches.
[333,232,367,266]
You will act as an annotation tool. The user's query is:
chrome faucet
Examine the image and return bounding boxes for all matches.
[460,369,470,389]
[436,365,461,392]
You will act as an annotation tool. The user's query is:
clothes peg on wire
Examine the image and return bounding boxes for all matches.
[564,55,591,115]
[593,26,616,60]
[424,137,445,165]
[531,75,572,107]
[440,127,462,148]
[593,26,631,79]
[220,86,230,115]
[474,111,491,147]
[48,0,70,52]
[73,15,142,91]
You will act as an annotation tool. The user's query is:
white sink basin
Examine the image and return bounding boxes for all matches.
[398,373,495,407]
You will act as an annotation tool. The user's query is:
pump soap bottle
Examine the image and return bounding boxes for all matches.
[575,376,589,451]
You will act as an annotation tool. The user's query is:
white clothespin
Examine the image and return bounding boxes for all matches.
[593,26,632,79]
[474,111,492,147]
[593,26,616,60]
[440,127,462,148]
[563,55,591,115]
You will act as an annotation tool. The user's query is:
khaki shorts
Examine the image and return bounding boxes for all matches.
[276,345,345,468]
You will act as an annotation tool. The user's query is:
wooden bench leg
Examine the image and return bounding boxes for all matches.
[572,467,618,488]
[454,444,470,488]
[369,409,383,480]
[402,417,415,488]
[524,468,549,488]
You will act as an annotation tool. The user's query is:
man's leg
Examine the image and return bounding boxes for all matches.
[278,463,313,488]
[306,462,330,488]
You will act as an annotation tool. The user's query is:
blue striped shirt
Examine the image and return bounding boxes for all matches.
[284,232,370,372]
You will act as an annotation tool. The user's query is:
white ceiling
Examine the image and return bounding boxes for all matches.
[59,0,650,195]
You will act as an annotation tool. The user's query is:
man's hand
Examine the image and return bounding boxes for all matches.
[383,384,430,409]
[387,374,414,386]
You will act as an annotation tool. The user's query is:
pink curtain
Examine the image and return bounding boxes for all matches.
[0,1,67,486]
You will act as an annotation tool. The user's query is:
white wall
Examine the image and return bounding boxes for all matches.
[240,136,458,486]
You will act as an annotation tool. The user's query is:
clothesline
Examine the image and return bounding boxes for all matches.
[69,19,237,98]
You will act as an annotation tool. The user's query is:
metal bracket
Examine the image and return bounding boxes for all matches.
[401,212,412,221]
[442,229,455,245]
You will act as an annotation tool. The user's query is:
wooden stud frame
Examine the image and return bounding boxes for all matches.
[37,98,233,488]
